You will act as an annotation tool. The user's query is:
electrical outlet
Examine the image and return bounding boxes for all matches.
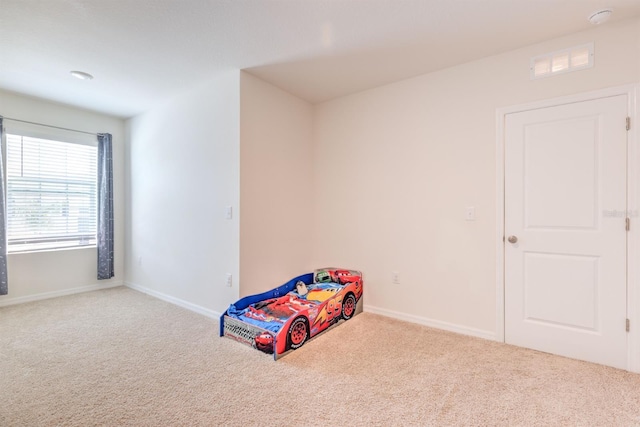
[465,206,476,221]
[225,273,233,287]
[392,271,400,284]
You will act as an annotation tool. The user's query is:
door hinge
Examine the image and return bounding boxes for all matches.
[626,217,630,231]
[626,318,630,332]
[627,117,631,131]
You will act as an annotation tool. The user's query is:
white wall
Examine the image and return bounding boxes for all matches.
[239,72,314,296]
[0,89,125,304]
[125,71,240,316]
[312,18,640,337]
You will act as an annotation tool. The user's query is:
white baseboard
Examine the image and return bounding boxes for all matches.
[1,281,495,341]
[364,304,496,341]
[0,281,124,307]
[125,281,221,319]
[124,283,493,339]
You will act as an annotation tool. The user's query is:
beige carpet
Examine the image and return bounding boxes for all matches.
[1,287,639,426]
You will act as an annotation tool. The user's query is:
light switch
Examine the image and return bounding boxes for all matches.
[225,206,233,220]
[465,206,476,221]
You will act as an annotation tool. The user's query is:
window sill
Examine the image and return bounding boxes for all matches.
[8,245,97,255]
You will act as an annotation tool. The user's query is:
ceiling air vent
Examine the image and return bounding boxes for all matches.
[530,43,594,80]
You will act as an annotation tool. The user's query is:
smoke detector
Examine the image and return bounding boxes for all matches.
[588,9,613,25]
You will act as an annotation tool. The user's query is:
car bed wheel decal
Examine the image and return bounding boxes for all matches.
[342,294,356,320]
[288,317,308,349]
[291,323,305,343]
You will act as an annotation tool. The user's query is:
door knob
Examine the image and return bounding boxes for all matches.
[507,235,518,244]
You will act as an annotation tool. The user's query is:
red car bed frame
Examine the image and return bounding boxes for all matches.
[220,268,363,360]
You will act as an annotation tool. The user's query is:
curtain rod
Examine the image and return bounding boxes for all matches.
[1,116,98,137]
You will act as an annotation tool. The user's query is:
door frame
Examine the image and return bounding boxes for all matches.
[496,84,640,372]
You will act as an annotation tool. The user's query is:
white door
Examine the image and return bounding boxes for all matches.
[504,95,628,369]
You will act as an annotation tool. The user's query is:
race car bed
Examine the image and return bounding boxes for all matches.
[220,268,363,360]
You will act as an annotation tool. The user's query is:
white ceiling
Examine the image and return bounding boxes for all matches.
[1,0,640,119]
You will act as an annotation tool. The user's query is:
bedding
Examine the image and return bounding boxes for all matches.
[220,268,363,360]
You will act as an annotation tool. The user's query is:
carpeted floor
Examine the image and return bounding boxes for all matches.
[1,287,639,426]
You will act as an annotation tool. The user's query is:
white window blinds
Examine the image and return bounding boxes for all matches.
[6,134,97,252]
[530,43,594,80]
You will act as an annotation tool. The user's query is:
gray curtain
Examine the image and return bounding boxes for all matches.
[0,118,7,294]
[97,133,114,280]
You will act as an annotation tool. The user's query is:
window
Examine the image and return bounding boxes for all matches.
[530,43,594,80]
[5,133,97,252]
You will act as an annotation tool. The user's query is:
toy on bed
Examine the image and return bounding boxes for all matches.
[220,268,363,360]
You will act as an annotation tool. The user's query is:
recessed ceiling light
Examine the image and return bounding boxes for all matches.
[588,9,613,25]
[70,71,94,80]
